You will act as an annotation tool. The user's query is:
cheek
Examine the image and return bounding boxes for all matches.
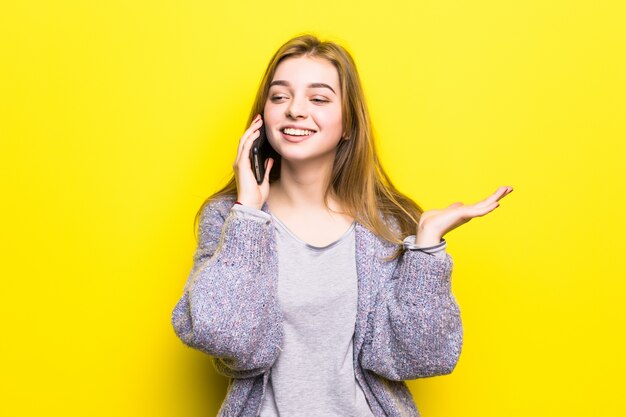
[263,102,282,122]
[262,102,272,120]
[262,106,280,149]
[323,108,343,133]
[262,105,278,134]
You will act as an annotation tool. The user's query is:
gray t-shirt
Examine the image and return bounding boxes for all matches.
[231,204,445,416]
[261,212,374,417]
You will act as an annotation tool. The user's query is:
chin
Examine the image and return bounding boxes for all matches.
[276,150,338,166]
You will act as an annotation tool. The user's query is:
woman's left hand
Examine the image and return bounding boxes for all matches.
[415,186,514,246]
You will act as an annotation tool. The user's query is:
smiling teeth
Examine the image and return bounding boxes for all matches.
[283,128,314,136]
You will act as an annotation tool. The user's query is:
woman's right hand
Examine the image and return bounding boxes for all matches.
[233,114,275,210]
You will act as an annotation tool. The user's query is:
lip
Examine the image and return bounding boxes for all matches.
[279,125,317,143]
[281,124,317,131]
[280,130,315,143]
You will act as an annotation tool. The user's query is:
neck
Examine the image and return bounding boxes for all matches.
[269,157,339,211]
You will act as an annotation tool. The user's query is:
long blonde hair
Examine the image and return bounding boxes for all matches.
[196,34,423,256]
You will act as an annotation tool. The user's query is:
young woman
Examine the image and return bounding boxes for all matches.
[172,34,513,417]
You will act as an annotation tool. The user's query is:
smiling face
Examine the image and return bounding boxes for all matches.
[263,56,344,167]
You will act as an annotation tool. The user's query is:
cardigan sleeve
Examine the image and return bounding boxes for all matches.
[360,250,463,381]
[171,199,283,378]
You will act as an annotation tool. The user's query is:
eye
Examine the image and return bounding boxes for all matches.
[270,94,289,102]
[311,97,330,104]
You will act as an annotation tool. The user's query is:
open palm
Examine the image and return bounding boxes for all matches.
[418,186,514,242]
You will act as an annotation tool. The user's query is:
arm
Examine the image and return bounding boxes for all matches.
[171,200,283,378]
[360,186,513,380]
[360,249,463,381]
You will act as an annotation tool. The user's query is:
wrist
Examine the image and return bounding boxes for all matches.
[235,197,263,210]
[403,235,447,253]
[415,235,442,247]
[415,226,442,247]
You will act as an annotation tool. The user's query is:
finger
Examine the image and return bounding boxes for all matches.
[473,186,509,209]
[237,125,260,159]
[490,186,514,204]
[467,201,499,218]
[239,128,260,166]
[236,117,263,157]
[494,185,513,200]
[263,158,275,184]
[235,129,260,166]
[500,186,514,199]
[239,117,262,145]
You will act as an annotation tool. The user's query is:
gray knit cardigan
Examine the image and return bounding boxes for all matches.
[171,196,463,417]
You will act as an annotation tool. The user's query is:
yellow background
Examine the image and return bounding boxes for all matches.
[2,1,625,416]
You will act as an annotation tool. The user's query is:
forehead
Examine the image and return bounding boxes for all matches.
[272,56,339,88]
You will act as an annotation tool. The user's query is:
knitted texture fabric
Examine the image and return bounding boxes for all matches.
[171,196,463,416]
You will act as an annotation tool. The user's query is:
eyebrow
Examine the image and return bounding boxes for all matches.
[269,80,336,95]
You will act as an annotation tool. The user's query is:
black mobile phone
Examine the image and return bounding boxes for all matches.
[249,116,275,184]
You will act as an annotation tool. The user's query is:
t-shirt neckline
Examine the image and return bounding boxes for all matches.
[270,214,356,251]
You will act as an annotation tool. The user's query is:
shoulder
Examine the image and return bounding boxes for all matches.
[358,209,404,244]
[199,195,237,222]
[195,195,237,242]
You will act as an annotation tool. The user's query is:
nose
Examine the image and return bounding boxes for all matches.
[286,95,308,119]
